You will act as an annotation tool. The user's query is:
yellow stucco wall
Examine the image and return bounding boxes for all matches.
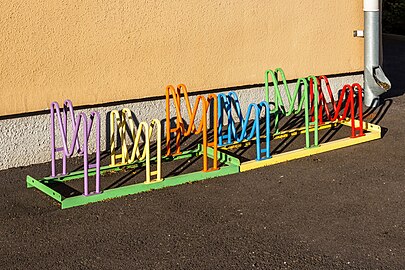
[0,0,364,116]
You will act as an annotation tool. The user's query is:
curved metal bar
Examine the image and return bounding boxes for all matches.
[110,109,163,183]
[166,84,218,172]
[218,92,271,161]
[50,100,101,196]
[310,76,364,138]
[264,68,319,148]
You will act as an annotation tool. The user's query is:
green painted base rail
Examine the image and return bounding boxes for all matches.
[27,145,240,209]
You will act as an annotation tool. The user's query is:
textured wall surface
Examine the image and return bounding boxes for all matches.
[0,0,364,116]
[0,74,362,170]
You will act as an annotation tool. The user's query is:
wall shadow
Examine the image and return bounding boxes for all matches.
[380,35,405,99]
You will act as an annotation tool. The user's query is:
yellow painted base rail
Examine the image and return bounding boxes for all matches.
[219,119,381,172]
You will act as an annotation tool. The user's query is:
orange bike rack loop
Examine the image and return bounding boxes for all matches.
[165,84,218,172]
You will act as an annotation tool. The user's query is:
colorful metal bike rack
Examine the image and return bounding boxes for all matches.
[239,71,379,172]
[27,100,239,209]
[25,66,383,209]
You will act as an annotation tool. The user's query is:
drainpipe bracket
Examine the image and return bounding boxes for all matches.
[353,30,364,37]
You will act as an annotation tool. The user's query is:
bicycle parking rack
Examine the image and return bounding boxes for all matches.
[26,100,239,209]
[219,69,379,172]
[26,68,382,209]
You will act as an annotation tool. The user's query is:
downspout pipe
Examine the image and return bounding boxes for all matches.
[363,0,391,107]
